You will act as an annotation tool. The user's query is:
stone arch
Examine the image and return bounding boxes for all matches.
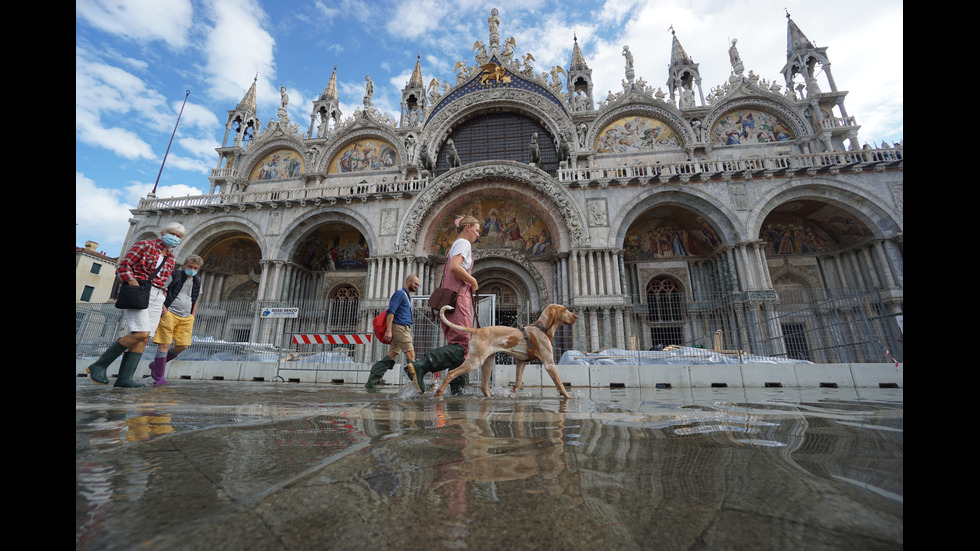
[770,267,820,291]
[181,216,269,261]
[748,177,902,245]
[317,124,405,175]
[183,219,266,302]
[704,98,809,146]
[589,103,691,153]
[473,251,548,304]
[238,130,308,183]
[612,186,743,250]
[421,89,575,169]
[472,252,548,306]
[277,208,379,263]
[402,160,588,254]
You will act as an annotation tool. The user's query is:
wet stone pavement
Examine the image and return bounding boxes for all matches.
[76,379,903,550]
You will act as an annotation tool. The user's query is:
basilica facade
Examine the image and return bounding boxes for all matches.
[125,10,903,357]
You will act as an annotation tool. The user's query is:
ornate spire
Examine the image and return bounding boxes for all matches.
[666,27,703,109]
[321,65,338,101]
[569,34,589,71]
[408,53,424,89]
[237,74,258,113]
[669,26,694,67]
[785,10,815,60]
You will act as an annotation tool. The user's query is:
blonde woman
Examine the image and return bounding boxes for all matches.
[407,215,480,395]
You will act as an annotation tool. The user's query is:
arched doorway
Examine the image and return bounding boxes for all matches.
[200,234,262,301]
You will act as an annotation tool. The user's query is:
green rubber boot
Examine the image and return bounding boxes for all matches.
[87,340,127,385]
[410,344,466,395]
[365,356,395,389]
[113,351,145,388]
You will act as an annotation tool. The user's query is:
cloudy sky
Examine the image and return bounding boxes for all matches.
[76,0,903,257]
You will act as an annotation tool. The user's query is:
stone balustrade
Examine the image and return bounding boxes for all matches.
[557,147,903,185]
[146,147,902,212]
[139,177,430,212]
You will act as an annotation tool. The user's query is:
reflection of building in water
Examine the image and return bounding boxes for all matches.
[123,9,902,357]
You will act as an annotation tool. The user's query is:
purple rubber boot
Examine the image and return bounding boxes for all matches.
[148,357,169,385]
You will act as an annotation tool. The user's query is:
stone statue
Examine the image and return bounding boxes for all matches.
[418,142,434,173]
[488,8,499,35]
[729,39,744,76]
[278,86,290,123]
[622,46,633,70]
[446,139,462,169]
[404,134,417,164]
[365,76,374,97]
[529,132,541,165]
[557,135,570,163]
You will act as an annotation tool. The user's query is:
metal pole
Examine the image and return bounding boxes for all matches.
[150,90,191,197]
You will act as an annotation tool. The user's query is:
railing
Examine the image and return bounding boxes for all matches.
[556,147,903,184]
[818,116,858,129]
[139,177,430,211]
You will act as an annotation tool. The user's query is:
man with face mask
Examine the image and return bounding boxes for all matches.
[86,222,185,388]
[147,254,203,385]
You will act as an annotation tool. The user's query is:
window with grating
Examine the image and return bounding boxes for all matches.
[435,113,558,174]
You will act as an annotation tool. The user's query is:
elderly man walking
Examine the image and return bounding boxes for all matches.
[366,275,420,389]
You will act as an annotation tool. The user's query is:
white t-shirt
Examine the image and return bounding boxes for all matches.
[448,238,473,272]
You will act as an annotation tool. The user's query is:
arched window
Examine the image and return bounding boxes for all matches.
[646,276,684,348]
[329,285,359,330]
[436,113,558,174]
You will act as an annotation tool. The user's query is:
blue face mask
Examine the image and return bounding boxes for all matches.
[185,269,198,277]
[161,234,180,248]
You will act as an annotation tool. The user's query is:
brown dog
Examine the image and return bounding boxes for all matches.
[435,303,579,398]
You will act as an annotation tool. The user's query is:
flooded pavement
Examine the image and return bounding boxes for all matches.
[76,379,903,550]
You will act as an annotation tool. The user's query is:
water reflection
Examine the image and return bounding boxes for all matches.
[76,383,903,550]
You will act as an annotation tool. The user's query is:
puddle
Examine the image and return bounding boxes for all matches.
[77,380,903,550]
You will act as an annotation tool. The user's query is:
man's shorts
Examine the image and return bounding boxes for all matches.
[388,323,414,356]
[153,310,196,347]
[123,287,166,334]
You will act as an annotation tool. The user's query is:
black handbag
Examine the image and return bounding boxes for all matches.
[114,263,163,310]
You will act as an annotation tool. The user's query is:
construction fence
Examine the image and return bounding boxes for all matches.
[75,287,902,376]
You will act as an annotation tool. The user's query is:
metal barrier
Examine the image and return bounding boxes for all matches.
[76,288,901,379]
[275,332,376,382]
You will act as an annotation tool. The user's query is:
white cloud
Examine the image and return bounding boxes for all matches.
[76,172,137,255]
[76,0,194,49]
[203,0,277,104]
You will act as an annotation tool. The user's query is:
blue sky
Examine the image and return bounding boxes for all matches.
[76,0,903,258]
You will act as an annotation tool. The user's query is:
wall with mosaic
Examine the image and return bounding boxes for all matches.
[328,138,399,173]
[202,237,263,274]
[248,149,304,181]
[295,225,369,271]
[595,116,681,153]
[623,207,722,260]
[431,197,555,258]
[760,201,874,256]
[710,109,793,145]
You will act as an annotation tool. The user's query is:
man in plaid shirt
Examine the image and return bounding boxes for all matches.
[87,222,186,388]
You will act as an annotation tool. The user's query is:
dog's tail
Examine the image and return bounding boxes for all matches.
[438,305,479,334]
